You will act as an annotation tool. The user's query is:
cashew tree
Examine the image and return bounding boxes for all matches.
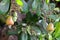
[0,0,60,40]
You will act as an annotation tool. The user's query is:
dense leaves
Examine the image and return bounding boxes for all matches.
[0,0,60,40]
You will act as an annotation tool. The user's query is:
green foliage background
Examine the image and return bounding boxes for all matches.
[0,0,60,40]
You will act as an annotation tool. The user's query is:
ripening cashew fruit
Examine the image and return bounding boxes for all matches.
[46,23,54,32]
[6,16,14,26]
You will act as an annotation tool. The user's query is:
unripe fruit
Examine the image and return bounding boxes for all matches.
[13,12,18,22]
[46,23,54,32]
[6,16,14,25]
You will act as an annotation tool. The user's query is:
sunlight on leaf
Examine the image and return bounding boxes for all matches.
[16,0,23,6]
[45,0,50,4]
[54,22,60,38]
[56,0,60,1]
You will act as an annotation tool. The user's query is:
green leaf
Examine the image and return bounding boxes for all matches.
[21,0,28,13]
[48,34,52,40]
[16,0,23,6]
[41,20,48,30]
[43,2,49,13]
[55,17,60,23]
[56,37,60,40]
[28,0,34,8]
[36,0,43,16]
[19,32,28,40]
[39,34,45,40]
[45,0,50,4]
[0,0,10,14]
[56,0,60,1]
[32,0,37,11]
[27,26,31,35]
[36,9,42,16]
[54,7,60,12]
[36,20,47,34]
[40,20,48,34]
[31,26,41,35]
[54,22,60,38]
[27,25,41,35]
[48,15,58,21]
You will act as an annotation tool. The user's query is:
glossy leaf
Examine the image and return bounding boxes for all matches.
[27,26,31,35]
[36,10,41,16]
[48,15,58,21]
[40,20,48,34]
[54,22,60,38]
[32,0,37,11]
[56,0,60,1]
[55,17,60,23]
[31,26,41,35]
[54,8,60,12]
[43,2,49,14]
[19,32,28,40]
[41,20,48,30]
[36,0,43,16]
[21,0,28,13]
[45,0,50,4]
[0,0,10,14]
[28,0,34,8]
[16,0,23,6]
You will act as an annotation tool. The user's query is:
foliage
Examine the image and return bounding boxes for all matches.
[0,0,60,40]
